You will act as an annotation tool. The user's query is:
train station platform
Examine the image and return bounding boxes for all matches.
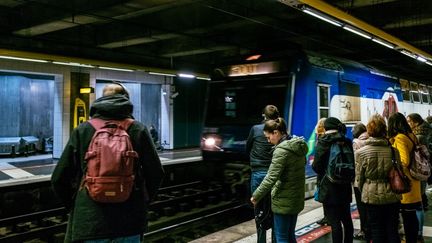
[192,190,432,243]
[0,148,202,187]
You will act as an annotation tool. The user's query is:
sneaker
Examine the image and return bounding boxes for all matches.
[353,231,365,240]
[317,217,328,226]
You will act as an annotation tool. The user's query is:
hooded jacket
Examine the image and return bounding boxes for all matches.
[252,136,308,215]
[51,94,164,242]
[312,132,353,205]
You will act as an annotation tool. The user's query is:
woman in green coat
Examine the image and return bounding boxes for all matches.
[250,118,308,242]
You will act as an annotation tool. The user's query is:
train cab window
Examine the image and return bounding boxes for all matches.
[318,84,330,118]
[410,82,420,103]
[419,84,429,104]
[400,79,411,102]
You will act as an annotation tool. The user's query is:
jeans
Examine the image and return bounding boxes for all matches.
[273,213,298,243]
[366,202,400,243]
[83,234,140,243]
[251,170,273,243]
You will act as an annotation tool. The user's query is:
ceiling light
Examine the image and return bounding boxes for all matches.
[178,73,195,79]
[302,8,342,27]
[416,56,427,63]
[148,71,176,77]
[343,26,371,39]
[0,55,48,63]
[197,76,211,80]
[372,38,395,49]
[400,50,417,59]
[99,66,134,72]
[52,61,94,68]
[426,61,432,66]
[246,54,261,61]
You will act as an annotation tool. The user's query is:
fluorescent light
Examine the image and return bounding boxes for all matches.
[0,55,48,63]
[99,66,134,72]
[426,61,432,66]
[53,61,94,68]
[148,71,176,77]
[302,9,342,27]
[400,50,417,59]
[372,38,395,49]
[197,76,211,80]
[416,56,427,62]
[178,73,195,78]
[343,26,371,39]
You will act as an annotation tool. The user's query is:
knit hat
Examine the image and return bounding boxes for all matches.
[324,117,342,130]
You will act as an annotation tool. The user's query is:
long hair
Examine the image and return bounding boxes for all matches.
[388,112,412,137]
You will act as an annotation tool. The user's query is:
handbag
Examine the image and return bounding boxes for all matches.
[388,146,411,194]
[255,194,273,230]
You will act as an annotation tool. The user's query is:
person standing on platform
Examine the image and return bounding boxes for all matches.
[51,83,164,243]
[355,114,401,243]
[351,122,369,241]
[312,117,354,243]
[406,113,432,241]
[246,104,280,243]
[251,118,308,243]
[388,112,422,243]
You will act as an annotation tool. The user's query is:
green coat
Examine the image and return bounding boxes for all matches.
[252,137,308,215]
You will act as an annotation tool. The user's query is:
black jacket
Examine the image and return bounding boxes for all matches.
[312,132,352,205]
[51,94,164,242]
[246,123,274,171]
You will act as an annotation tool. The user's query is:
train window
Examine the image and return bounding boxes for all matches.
[429,87,432,104]
[400,79,411,102]
[420,84,429,104]
[410,82,420,103]
[318,84,330,119]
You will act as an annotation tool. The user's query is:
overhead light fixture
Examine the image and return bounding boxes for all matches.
[426,61,432,66]
[197,76,211,80]
[178,73,195,79]
[53,61,94,68]
[302,8,342,27]
[246,54,261,61]
[0,55,48,63]
[416,56,427,63]
[372,38,395,49]
[343,26,371,39]
[400,50,417,59]
[99,66,134,72]
[149,71,176,77]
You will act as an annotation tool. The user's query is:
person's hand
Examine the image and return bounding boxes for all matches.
[250,197,257,206]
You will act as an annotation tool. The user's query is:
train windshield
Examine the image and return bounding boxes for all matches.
[205,75,290,126]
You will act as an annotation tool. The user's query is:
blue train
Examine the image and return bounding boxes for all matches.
[201,52,432,176]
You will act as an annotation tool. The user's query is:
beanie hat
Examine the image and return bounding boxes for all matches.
[324,117,342,130]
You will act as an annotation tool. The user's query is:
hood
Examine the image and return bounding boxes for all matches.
[89,94,133,120]
[364,137,389,146]
[413,122,432,136]
[358,131,369,140]
[320,132,345,144]
[277,136,309,156]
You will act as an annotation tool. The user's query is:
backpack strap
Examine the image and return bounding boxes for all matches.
[89,118,134,131]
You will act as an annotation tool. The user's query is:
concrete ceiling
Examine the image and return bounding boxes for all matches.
[0,0,431,81]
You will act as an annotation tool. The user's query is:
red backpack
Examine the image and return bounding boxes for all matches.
[83,118,138,203]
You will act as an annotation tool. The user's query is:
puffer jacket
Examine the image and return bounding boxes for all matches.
[353,131,369,188]
[51,94,164,242]
[252,136,308,215]
[312,132,353,205]
[246,123,273,171]
[390,133,421,204]
[355,137,401,204]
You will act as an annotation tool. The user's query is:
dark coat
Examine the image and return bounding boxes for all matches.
[246,123,273,171]
[312,132,353,205]
[51,94,164,242]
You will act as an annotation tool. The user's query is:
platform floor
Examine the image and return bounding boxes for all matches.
[193,190,432,243]
[0,148,202,187]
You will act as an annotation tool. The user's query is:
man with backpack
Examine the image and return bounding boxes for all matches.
[312,117,354,243]
[52,83,164,243]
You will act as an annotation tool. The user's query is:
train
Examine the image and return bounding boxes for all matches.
[200,51,432,174]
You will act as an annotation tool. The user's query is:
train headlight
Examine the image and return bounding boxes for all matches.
[204,137,216,147]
